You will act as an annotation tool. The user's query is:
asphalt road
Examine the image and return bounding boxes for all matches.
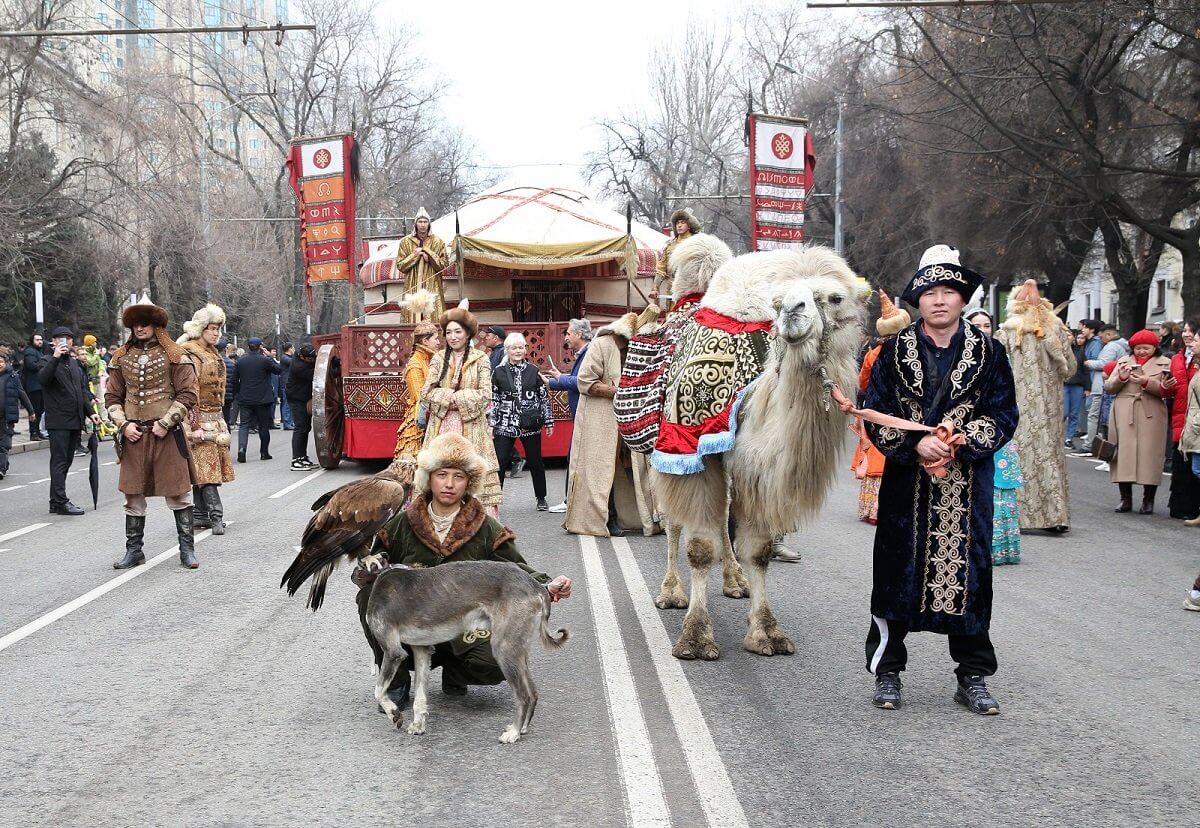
[0,438,1194,827]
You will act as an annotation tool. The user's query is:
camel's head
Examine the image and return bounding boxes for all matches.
[772,247,865,355]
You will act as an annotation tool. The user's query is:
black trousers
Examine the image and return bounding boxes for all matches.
[1168,448,1200,519]
[0,422,12,474]
[865,616,997,679]
[223,399,236,426]
[238,403,273,454]
[47,428,76,507]
[290,398,312,460]
[494,433,547,499]
[28,389,44,430]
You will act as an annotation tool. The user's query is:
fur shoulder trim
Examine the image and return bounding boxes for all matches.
[112,330,189,364]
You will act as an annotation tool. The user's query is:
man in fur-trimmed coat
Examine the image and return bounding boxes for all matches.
[863,245,1018,716]
[107,300,200,570]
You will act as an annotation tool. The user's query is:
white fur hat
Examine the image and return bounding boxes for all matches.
[415,433,487,496]
[415,206,431,221]
[176,303,226,343]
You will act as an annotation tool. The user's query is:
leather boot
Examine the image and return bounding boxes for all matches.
[771,535,802,563]
[114,514,147,569]
[175,506,198,569]
[192,485,212,530]
[207,485,225,535]
[1139,485,1157,515]
[1114,482,1133,513]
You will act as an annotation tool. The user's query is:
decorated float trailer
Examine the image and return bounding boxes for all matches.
[311,183,668,469]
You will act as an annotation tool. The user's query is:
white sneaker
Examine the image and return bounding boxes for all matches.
[547,501,567,514]
[1095,461,1110,472]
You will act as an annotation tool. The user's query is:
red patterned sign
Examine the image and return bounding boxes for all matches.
[287,134,359,289]
[748,113,814,251]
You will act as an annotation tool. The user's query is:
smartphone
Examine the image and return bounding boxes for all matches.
[56,338,68,347]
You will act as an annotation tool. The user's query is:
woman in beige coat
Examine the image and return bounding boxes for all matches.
[1106,329,1178,513]
[420,304,503,515]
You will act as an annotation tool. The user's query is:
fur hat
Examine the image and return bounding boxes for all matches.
[177,303,227,344]
[669,208,701,235]
[668,234,731,298]
[412,321,439,340]
[414,433,487,496]
[439,306,478,341]
[415,206,431,221]
[875,290,911,337]
[122,299,169,330]
[901,244,984,306]
[1000,279,1062,342]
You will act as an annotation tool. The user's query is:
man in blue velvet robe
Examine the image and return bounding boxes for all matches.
[862,245,1018,715]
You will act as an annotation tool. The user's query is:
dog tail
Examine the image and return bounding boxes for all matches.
[540,592,569,649]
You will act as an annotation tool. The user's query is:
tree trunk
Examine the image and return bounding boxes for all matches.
[1099,215,1161,337]
[1179,235,1200,325]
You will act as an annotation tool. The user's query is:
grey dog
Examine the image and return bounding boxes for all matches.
[364,560,569,744]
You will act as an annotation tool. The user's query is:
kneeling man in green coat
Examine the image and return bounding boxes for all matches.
[354,432,572,708]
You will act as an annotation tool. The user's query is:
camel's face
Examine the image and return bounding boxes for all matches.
[775,276,854,346]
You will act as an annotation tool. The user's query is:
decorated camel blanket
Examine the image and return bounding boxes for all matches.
[649,306,772,475]
[615,292,704,455]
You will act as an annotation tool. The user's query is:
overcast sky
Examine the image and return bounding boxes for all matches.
[381,0,734,189]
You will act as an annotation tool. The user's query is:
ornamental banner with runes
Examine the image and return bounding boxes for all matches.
[286,134,359,293]
[747,113,815,251]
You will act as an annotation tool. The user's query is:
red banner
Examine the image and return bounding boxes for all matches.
[747,113,815,251]
[287,134,358,293]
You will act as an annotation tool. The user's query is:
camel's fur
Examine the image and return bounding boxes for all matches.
[652,246,864,659]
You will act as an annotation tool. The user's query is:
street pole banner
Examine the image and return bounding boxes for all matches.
[286,134,359,299]
[748,113,815,251]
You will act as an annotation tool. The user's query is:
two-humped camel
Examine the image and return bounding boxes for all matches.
[651,246,864,659]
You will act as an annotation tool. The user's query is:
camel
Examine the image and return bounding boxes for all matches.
[650,246,865,659]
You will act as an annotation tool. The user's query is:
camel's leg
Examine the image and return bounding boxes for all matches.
[720,513,750,599]
[655,521,689,609]
[672,530,720,661]
[736,532,795,657]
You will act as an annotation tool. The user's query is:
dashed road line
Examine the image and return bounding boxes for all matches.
[0,523,231,654]
[268,468,327,499]
[579,535,671,828]
[1,485,24,492]
[0,523,51,544]
[612,537,750,828]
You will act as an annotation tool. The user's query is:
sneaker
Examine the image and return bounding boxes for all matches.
[536,498,549,512]
[508,458,526,479]
[548,501,568,514]
[1183,594,1200,612]
[290,459,310,471]
[954,675,1000,715]
[872,672,902,709]
[1068,450,1094,458]
[1095,461,1110,472]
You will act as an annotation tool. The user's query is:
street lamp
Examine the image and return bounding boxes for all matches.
[775,62,845,256]
[198,91,273,300]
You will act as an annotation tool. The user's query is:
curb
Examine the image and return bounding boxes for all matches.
[10,437,47,455]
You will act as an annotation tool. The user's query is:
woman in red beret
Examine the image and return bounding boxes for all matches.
[1105,328,1177,513]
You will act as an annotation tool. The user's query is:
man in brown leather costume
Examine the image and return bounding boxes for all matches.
[106,300,200,569]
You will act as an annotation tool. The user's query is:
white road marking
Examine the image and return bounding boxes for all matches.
[612,537,750,828]
[1,485,24,492]
[268,469,326,499]
[30,477,50,484]
[0,523,231,654]
[0,523,50,544]
[579,535,671,828]
[102,461,116,467]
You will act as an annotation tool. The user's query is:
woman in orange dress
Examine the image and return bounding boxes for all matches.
[851,291,910,523]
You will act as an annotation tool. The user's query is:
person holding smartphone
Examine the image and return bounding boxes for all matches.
[36,326,97,515]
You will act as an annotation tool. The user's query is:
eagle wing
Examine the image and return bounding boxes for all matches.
[280,474,409,611]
